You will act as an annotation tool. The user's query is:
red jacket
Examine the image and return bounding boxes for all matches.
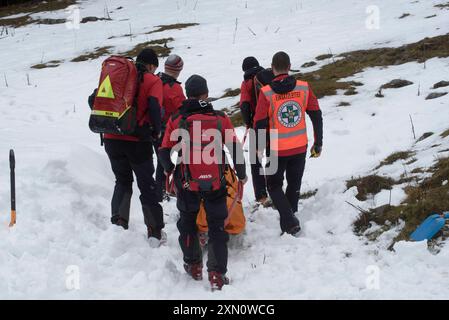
[160,73,186,124]
[253,74,322,156]
[240,78,257,114]
[159,99,246,180]
[105,73,163,141]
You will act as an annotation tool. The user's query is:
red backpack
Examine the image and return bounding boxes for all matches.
[89,56,139,135]
[179,110,226,192]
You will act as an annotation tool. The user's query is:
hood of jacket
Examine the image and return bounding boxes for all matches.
[243,65,264,81]
[179,98,215,115]
[270,75,297,94]
[159,72,181,87]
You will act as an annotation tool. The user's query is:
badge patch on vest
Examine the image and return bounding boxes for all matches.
[277,101,301,128]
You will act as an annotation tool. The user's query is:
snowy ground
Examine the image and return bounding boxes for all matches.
[0,0,449,299]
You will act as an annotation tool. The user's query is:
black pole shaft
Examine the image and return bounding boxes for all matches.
[10,149,15,212]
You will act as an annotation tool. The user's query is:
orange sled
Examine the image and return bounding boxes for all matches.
[196,166,245,235]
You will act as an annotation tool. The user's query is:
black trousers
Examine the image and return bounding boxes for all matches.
[249,134,268,201]
[175,173,229,274]
[153,137,165,199]
[104,139,164,230]
[266,152,306,232]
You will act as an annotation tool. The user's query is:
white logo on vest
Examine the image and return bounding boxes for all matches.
[277,101,302,128]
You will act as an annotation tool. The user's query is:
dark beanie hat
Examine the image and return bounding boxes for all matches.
[242,56,259,72]
[136,48,159,67]
[185,75,208,98]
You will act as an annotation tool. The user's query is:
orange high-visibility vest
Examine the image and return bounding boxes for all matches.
[261,80,309,152]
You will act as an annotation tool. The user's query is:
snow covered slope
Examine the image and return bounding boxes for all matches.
[0,0,448,299]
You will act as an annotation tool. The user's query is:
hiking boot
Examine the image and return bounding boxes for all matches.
[287,225,301,238]
[148,227,167,248]
[208,271,230,291]
[257,196,273,208]
[184,263,203,281]
[111,216,129,230]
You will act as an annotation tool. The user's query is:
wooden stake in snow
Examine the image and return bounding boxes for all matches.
[409,114,416,140]
[233,18,238,44]
[26,73,31,86]
[9,149,16,228]
[247,26,256,36]
[4,73,8,88]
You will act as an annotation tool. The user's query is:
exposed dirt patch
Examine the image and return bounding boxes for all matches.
[398,13,411,19]
[417,132,433,142]
[337,101,351,107]
[71,46,113,62]
[220,88,241,99]
[435,2,449,9]
[381,79,413,89]
[31,60,62,69]
[294,34,449,98]
[230,110,244,127]
[120,38,173,58]
[426,92,448,100]
[81,16,111,24]
[316,53,333,61]
[147,23,199,34]
[375,151,415,170]
[354,157,449,247]
[441,128,449,138]
[347,175,395,201]
[299,189,318,200]
[301,61,317,68]
[0,0,77,27]
[433,80,449,89]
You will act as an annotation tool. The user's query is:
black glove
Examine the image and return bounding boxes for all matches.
[310,144,322,158]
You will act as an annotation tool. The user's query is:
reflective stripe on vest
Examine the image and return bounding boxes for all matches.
[262,81,309,152]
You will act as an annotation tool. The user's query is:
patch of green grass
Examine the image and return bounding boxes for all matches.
[354,157,449,247]
[294,34,449,98]
[347,175,395,201]
[375,151,415,170]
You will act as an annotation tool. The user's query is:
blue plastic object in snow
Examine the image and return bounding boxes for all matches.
[410,212,449,241]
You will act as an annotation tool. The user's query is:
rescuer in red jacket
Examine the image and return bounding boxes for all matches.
[155,54,186,201]
[88,49,165,247]
[253,52,323,237]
